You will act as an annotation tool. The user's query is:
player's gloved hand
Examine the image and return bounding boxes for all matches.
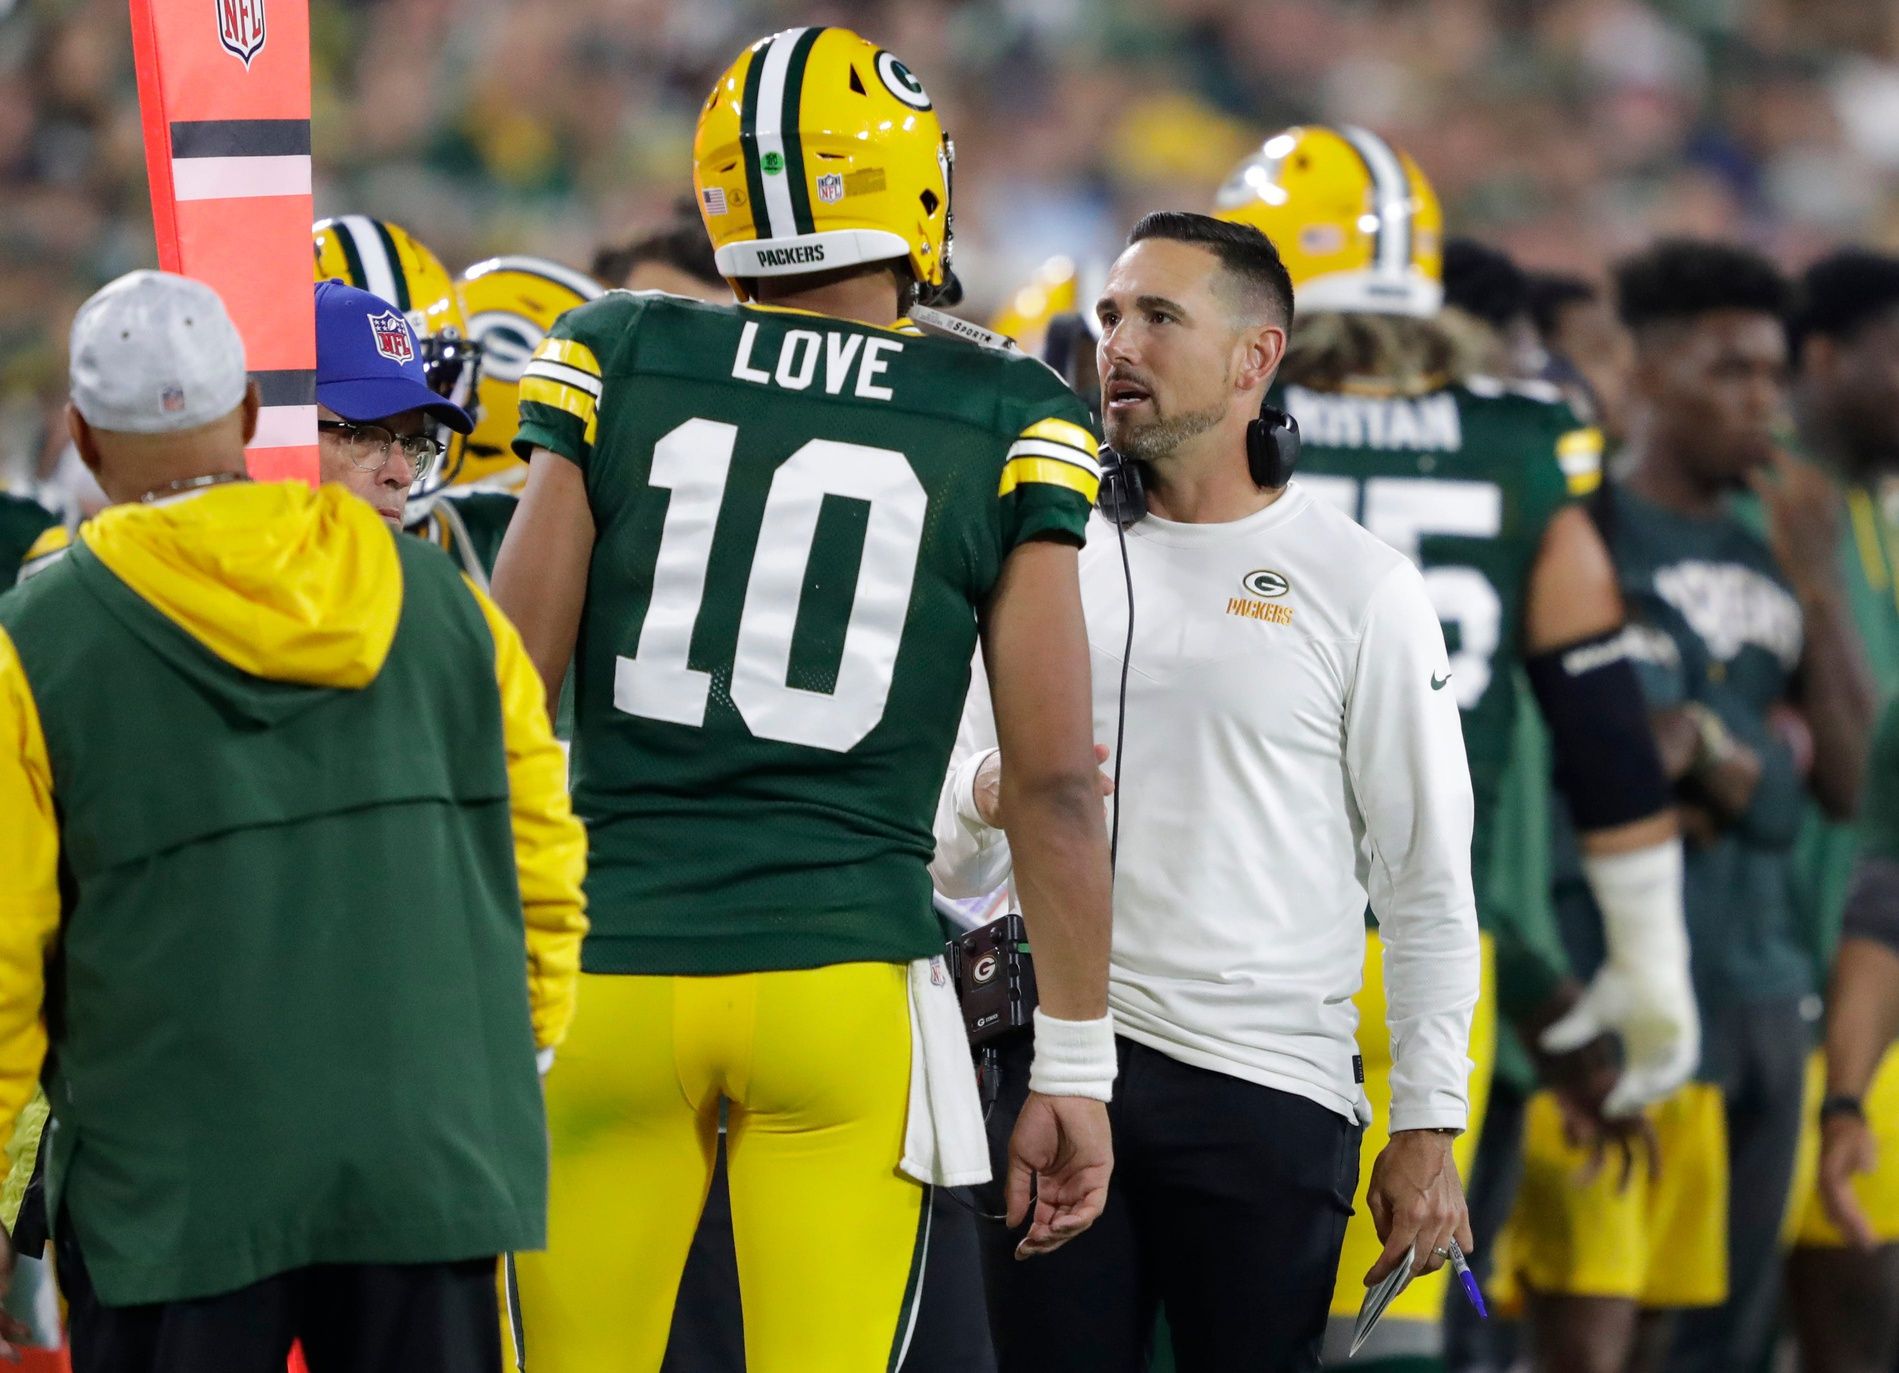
[1540,844,1699,1119]
[1540,958,1699,1118]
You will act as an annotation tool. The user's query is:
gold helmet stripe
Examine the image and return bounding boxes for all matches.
[745,27,820,240]
[1336,126,1413,281]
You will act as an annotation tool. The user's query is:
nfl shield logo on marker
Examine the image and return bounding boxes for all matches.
[215,0,267,69]
[367,311,414,365]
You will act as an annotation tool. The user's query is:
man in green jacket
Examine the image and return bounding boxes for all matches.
[0,269,588,1373]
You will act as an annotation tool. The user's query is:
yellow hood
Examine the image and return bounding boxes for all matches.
[80,482,402,689]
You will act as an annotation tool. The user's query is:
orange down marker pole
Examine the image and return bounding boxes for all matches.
[129,0,316,484]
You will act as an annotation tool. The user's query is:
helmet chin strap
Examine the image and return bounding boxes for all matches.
[907,306,1019,353]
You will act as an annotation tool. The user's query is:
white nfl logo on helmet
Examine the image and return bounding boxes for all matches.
[816,173,844,204]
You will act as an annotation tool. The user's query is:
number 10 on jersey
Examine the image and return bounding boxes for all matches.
[614,417,928,753]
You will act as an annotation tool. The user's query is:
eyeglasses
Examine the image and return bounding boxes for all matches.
[317,421,444,480]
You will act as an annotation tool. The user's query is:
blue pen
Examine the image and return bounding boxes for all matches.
[1447,1240,1487,1319]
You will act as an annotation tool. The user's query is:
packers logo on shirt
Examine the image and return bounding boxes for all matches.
[1242,569,1289,599]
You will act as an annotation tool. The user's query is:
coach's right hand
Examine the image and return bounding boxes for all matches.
[1007,1092,1113,1259]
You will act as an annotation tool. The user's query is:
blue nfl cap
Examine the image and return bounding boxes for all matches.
[314,279,472,433]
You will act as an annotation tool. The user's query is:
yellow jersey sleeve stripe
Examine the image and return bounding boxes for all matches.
[999,456,1100,503]
[1006,438,1101,478]
[1557,426,1604,459]
[520,375,600,444]
[532,336,602,380]
[1556,426,1604,496]
[1019,417,1099,456]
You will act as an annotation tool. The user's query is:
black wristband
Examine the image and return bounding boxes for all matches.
[1820,1094,1866,1123]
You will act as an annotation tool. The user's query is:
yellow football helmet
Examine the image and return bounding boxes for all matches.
[693,27,954,303]
[450,255,603,491]
[312,216,483,421]
[1214,125,1443,318]
[992,256,1091,356]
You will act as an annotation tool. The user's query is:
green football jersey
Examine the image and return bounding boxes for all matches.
[1284,379,1599,855]
[0,493,58,591]
[1553,483,1811,1035]
[409,489,519,585]
[515,292,1099,975]
[1739,477,1899,983]
[1859,696,1899,866]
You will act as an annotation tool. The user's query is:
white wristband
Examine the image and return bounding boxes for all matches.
[1028,1009,1117,1101]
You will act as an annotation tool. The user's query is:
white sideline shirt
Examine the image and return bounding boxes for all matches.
[932,484,1480,1131]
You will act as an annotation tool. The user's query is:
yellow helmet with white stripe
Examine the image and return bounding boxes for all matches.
[1213,125,1443,318]
[450,255,602,491]
[693,28,954,304]
[313,217,483,415]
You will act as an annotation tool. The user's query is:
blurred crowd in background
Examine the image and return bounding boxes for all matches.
[7,0,1899,491]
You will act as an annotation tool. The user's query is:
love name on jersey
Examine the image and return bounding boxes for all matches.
[731,319,904,401]
[1284,385,1462,451]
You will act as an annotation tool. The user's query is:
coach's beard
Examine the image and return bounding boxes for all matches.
[1109,399,1228,467]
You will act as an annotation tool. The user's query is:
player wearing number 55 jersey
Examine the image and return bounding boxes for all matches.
[1216,127,1695,1371]
[490,27,1118,1373]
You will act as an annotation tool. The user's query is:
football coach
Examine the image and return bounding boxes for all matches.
[934,213,1480,1372]
[0,270,588,1373]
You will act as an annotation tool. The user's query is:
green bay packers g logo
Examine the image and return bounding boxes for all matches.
[1242,569,1289,599]
[876,51,932,109]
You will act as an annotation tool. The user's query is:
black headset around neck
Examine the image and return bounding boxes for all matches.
[1095,402,1301,525]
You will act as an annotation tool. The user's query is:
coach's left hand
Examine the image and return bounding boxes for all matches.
[1363,1129,1472,1284]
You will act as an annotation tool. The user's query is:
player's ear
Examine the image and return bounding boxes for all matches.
[67,402,102,478]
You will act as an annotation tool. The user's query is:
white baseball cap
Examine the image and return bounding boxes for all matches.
[69,270,249,434]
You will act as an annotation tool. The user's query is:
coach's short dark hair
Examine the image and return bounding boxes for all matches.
[591,199,722,290]
[1127,211,1294,328]
[1795,249,1899,344]
[1614,238,1791,332]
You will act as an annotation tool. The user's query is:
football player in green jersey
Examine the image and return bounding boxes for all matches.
[1812,698,1899,1371]
[0,494,57,592]
[490,27,1116,1373]
[1514,240,1874,1373]
[1774,249,1899,1373]
[1215,127,1693,1371]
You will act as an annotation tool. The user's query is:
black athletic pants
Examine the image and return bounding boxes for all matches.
[978,1036,1360,1373]
[58,1211,501,1373]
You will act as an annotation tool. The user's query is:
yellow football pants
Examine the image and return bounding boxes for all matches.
[511,963,929,1373]
[1790,1046,1899,1247]
[1328,931,1496,1322]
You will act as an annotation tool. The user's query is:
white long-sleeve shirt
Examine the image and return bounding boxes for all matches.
[932,484,1480,1131]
